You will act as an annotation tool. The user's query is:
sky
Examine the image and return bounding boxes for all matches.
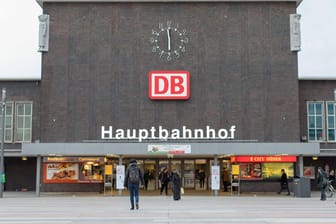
[0,0,335,80]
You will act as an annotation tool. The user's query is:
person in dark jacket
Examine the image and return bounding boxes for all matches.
[171,169,181,200]
[124,159,144,210]
[317,166,328,201]
[278,169,290,195]
[159,168,170,195]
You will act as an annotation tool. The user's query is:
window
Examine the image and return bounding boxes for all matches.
[307,101,324,141]
[326,101,336,142]
[0,102,14,142]
[0,101,33,143]
[15,102,32,142]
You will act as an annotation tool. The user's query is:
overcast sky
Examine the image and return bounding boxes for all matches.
[0,0,335,79]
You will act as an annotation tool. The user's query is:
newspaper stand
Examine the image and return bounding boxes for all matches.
[231,164,240,196]
[104,165,113,196]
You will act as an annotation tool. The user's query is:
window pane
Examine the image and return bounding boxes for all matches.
[25,104,32,115]
[24,117,31,128]
[328,129,335,141]
[317,129,323,140]
[5,129,12,142]
[308,129,316,141]
[328,116,335,129]
[5,118,11,128]
[6,104,12,114]
[16,129,23,142]
[17,117,24,129]
[316,104,323,115]
[308,116,315,128]
[328,103,334,114]
[24,130,31,142]
[17,104,25,115]
[316,116,323,128]
[308,104,315,114]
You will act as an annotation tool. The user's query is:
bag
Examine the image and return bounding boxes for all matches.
[129,166,140,184]
[180,187,184,195]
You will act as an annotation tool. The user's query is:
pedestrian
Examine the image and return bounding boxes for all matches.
[222,168,230,192]
[144,170,150,190]
[199,169,205,188]
[278,169,290,195]
[317,166,328,201]
[124,159,144,210]
[171,169,181,200]
[159,167,170,195]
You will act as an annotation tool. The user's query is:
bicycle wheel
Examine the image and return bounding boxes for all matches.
[326,186,333,198]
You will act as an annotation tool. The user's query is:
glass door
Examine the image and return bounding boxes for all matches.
[195,159,207,190]
[184,160,195,188]
[143,160,156,190]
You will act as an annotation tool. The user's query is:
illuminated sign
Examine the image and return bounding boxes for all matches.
[231,155,297,163]
[149,71,190,100]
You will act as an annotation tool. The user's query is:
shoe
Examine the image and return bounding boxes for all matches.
[130,207,134,210]
[136,203,139,210]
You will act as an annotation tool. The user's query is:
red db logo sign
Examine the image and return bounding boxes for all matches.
[149,71,190,100]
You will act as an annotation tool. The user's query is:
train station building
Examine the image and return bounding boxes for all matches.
[3,0,335,195]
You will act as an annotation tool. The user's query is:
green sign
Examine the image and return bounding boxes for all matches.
[0,173,5,184]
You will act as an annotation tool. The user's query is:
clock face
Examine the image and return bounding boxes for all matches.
[150,21,188,61]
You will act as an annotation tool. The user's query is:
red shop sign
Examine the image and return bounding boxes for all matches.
[231,155,297,163]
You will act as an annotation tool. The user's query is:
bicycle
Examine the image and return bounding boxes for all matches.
[326,180,335,198]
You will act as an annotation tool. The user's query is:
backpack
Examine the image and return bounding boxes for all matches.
[129,166,140,184]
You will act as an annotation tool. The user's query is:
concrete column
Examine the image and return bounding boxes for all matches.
[298,155,304,177]
[118,156,123,196]
[213,155,218,197]
[36,156,41,197]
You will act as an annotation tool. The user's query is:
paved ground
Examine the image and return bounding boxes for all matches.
[0,191,336,224]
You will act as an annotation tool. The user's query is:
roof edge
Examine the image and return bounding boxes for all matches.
[36,0,301,8]
[299,74,336,81]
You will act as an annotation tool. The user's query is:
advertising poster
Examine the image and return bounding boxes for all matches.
[303,166,315,179]
[44,163,79,183]
[116,165,125,189]
[211,166,220,190]
[148,145,191,154]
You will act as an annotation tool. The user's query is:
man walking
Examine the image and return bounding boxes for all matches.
[317,166,328,201]
[124,159,144,210]
[278,169,290,195]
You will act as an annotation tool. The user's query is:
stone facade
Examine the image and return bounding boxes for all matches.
[40,2,300,143]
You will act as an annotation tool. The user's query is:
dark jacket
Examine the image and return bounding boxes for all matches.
[124,162,144,186]
[280,172,288,188]
[317,168,328,187]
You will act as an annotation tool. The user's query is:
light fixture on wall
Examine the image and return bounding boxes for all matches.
[21,157,28,161]
[312,156,318,161]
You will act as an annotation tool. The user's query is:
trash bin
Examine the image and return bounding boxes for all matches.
[293,177,311,197]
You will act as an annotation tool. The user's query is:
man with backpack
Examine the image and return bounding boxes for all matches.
[124,159,144,210]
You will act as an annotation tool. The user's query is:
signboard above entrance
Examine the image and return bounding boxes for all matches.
[148,145,191,154]
[231,155,297,163]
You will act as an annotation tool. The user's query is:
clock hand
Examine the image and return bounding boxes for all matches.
[167,28,171,52]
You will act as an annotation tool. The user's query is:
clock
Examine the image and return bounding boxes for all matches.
[150,21,189,61]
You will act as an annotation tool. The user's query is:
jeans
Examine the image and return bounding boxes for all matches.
[321,184,327,200]
[128,183,139,208]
